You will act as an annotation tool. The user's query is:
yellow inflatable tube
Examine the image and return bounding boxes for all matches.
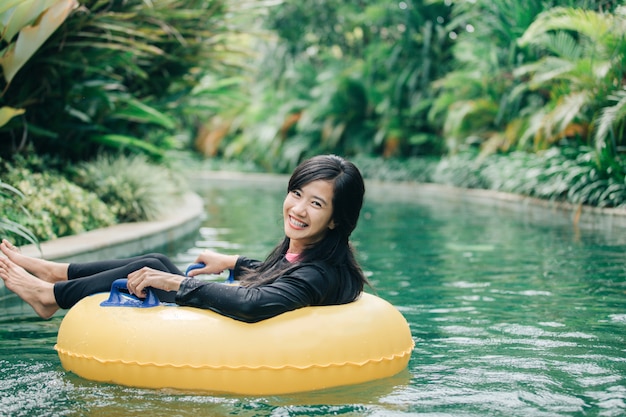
[55,291,414,395]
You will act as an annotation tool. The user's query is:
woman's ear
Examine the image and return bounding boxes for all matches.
[329,220,336,230]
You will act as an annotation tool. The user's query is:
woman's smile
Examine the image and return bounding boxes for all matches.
[288,216,308,229]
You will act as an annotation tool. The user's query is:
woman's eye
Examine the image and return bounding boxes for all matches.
[312,200,322,208]
[292,190,301,198]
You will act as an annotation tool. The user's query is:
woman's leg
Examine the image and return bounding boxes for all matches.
[1,239,183,285]
[68,253,183,280]
[54,255,183,309]
[0,239,68,283]
[0,257,58,319]
[0,250,182,319]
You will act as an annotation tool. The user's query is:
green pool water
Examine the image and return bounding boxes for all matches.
[1,178,625,416]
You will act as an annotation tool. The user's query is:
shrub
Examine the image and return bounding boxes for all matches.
[72,154,186,222]
[1,167,116,243]
[351,155,437,183]
[432,148,626,208]
[352,149,626,208]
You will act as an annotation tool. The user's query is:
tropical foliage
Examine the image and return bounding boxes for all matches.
[212,0,453,172]
[428,0,551,154]
[355,146,626,207]
[516,7,626,158]
[206,0,625,187]
[2,0,626,245]
[1,153,187,244]
[0,0,254,243]
[0,0,245,161]
[427,1,625,206]
[436,147,626,207]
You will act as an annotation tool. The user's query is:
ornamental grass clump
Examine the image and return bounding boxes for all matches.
[0,179,39,247]
[73,154,185,223]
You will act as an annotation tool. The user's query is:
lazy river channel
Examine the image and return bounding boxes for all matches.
[1,175,625,416]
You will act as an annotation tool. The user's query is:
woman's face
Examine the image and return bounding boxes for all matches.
[283,179,335,254]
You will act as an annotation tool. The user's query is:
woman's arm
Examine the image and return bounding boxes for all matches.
[187,250,240,277]
[126,255,262,299]
[175,264,334,322]
[127,267,185,296]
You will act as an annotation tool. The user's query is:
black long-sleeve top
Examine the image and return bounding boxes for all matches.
[174,256,360,323]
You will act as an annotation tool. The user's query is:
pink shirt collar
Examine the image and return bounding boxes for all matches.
[285,252,300,263]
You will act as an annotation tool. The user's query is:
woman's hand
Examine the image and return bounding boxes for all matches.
[188,250,238,277]
[127,267,185,298]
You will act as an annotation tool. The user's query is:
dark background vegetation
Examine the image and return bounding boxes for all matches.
[1,0,625,244]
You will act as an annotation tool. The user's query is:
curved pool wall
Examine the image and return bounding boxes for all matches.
[13,172,625,265]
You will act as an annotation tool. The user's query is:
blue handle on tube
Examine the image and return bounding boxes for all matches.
[100,279,161,308]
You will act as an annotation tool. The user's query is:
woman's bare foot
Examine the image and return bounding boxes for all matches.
[0,239,68,283]
[1,239,20,253]
[0,257,59,319]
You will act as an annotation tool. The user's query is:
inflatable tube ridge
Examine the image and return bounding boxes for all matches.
[55,343,414,370]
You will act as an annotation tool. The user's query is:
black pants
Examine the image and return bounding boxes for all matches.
[53,253,183,309]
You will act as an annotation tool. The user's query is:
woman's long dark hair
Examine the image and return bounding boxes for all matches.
[240,155,368,293]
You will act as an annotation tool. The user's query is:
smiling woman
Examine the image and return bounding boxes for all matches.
[283,179,336,253]
[0,155,370,323]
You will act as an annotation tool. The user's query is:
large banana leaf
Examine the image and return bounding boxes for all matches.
[0,0,31,20]
[0,0,77,83]
[1,0,58,42]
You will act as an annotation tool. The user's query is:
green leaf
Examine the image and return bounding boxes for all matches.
[0,105,25,127]
[0,180,25,198]
[0,217,40,250]
[91,134,164,158]
[110,97,177,130]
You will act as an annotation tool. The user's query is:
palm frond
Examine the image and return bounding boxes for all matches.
[541,91,590,141]
[594,88,626,152]
[541,31,582,60]
[514,56,576,88]
[518,7,619,50]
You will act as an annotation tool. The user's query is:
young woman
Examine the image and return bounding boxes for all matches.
[0,155,368,322]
